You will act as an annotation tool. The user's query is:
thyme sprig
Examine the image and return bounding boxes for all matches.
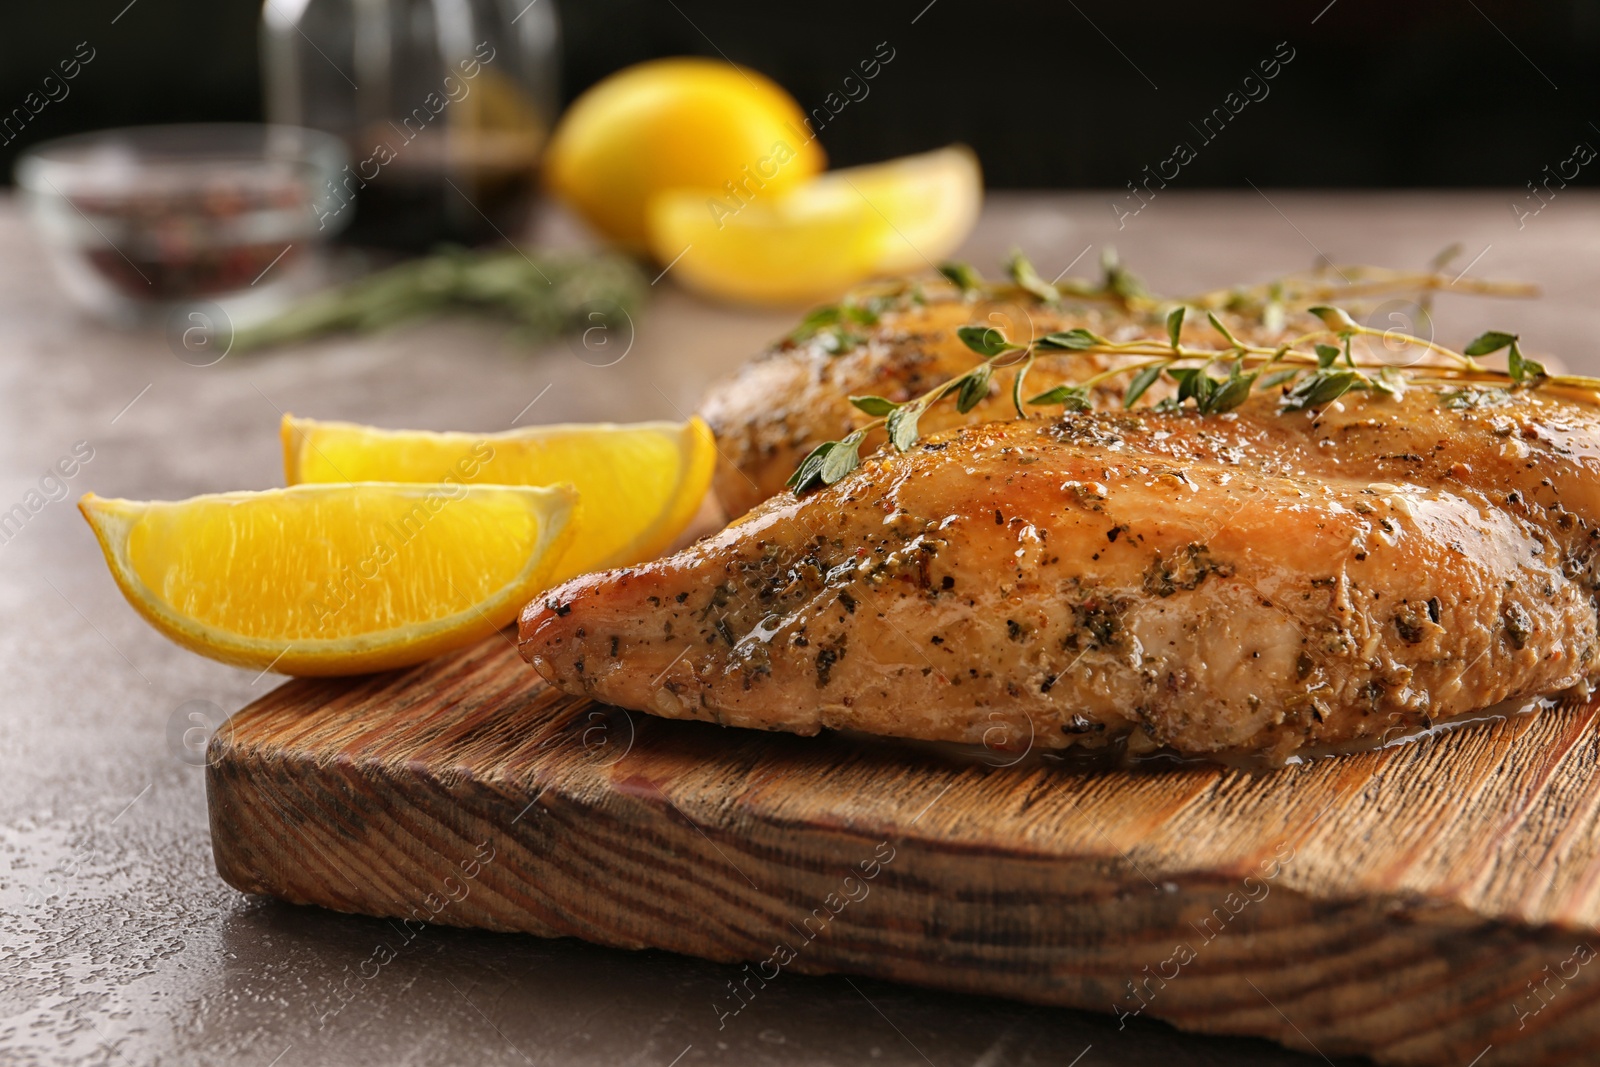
[933,248,1151,309]
[231,247,647,350]
[926,251,1537,317]
[1183,265,1538,319]
[785,324,1009,494]
[790,250,1539,365]
[786,291,909,353]
[787,273,1597,496]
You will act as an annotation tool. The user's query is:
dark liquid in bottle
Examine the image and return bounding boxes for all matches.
[337,168,537,250]
[334,125,542,251]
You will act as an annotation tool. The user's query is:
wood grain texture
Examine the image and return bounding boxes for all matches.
[207,636,1600,1066]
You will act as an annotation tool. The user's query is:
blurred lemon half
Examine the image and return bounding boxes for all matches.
[646,145,982,305]
[80,483,575,676]
[546,57,824,250]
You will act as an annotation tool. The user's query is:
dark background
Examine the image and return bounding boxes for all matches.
[0,0,1594,189]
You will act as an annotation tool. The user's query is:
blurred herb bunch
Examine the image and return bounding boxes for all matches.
[235,247,647,351]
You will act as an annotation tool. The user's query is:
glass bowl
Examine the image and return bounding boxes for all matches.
[15,123,348,325]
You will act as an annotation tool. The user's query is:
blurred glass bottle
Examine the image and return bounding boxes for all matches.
[261,0,560,250]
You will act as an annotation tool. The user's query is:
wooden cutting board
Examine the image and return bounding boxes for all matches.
[207,635,1600,1067]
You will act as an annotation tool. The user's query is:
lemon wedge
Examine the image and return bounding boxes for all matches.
[646,145,982,305]
[80,483,575,676]
[281,415,715,577]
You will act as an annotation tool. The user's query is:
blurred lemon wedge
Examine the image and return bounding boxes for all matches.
[646,145,982,305]
[282,415,716,577]
[79,483,575,676]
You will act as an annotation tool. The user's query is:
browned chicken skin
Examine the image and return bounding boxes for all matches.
[698,292,1298,517]
[522,387,1600,763]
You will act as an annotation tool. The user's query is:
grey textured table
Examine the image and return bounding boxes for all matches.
[5,190,1594,1067]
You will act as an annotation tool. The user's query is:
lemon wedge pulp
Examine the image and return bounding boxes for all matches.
[80,483,575,676]
[281,416,716,578]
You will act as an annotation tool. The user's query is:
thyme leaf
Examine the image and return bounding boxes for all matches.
[786,440,837,494]
[849,394,899,416]
[790,300,881,352]
[790,305,842,341]
[1307,305,1360,332]
[1169,367,1216,407]
[1028,384,1093,411]
[1282,369,1363,411]
[1205,311,1238,348]
[1100,247,1149,302]
[957,324,1021,358]
[1007,250,1060,303]
[939,261,983,297]
[956,365,993,413]
[1464,330,1517,357]
[886,402,927,451]
[1207,369,1258,413]
[1371,367,1406,398]
[1038,329,1102,350]
[1124,362,1167,408]
[1430,242,1464,272]
[1508,341,1547,383]
[819,428,869,484]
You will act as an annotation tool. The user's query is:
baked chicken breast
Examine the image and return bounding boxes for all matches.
[522,386,1600,764]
